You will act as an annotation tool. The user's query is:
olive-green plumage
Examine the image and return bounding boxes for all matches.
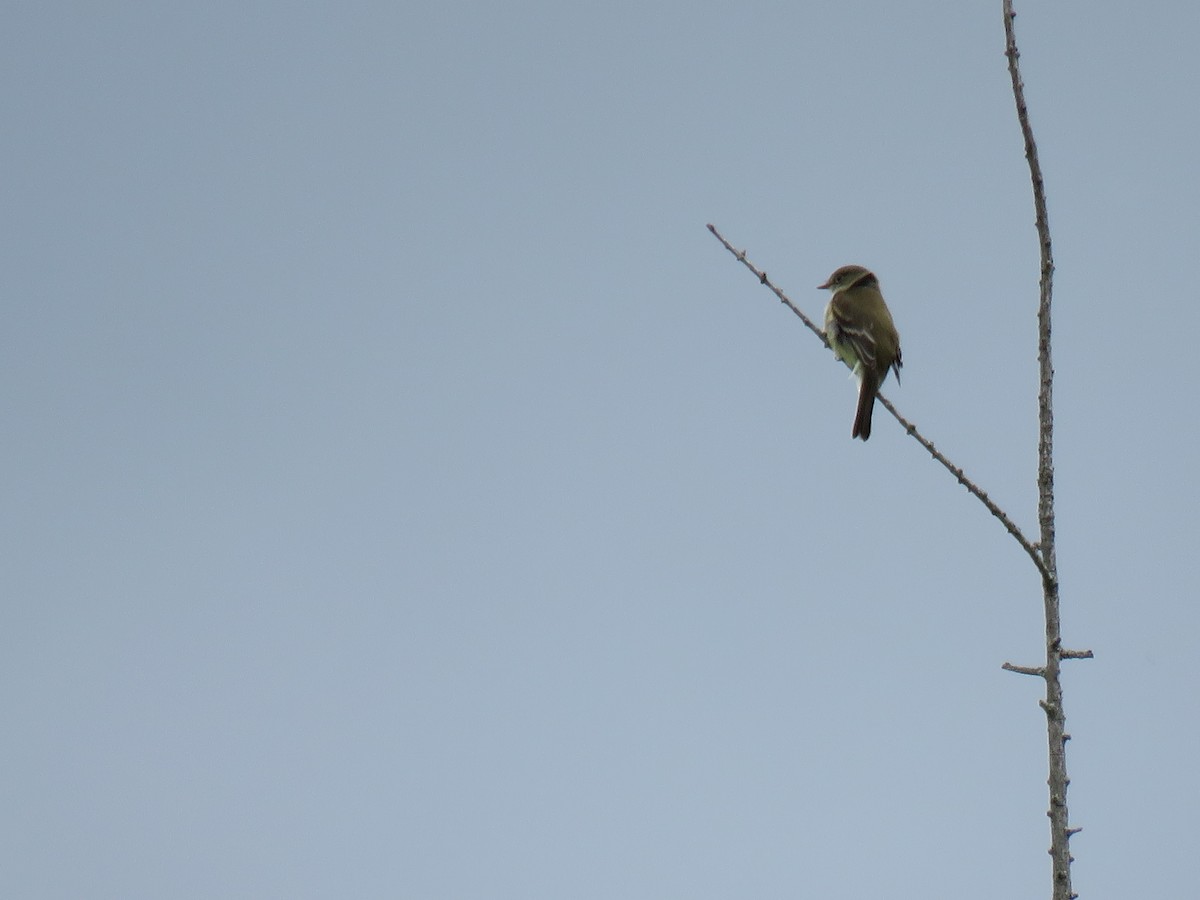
[819,265,902,441]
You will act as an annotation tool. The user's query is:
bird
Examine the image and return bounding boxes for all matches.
[819,265,902,441]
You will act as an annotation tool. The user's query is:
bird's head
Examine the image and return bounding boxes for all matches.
[818,265,877,292]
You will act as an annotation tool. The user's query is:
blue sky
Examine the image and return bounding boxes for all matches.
[4,2,1199,897]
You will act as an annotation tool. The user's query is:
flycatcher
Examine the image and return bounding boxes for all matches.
[819,265,902,441]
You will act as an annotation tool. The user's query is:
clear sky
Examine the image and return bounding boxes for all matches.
[4,2,1198,897]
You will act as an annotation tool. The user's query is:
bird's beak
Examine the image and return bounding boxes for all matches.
[817,280,832,290]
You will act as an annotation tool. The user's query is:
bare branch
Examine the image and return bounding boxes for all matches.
[876,393,1049,581]
[1002,662,1046,677]
[1059,648,1094,660]
[705,222,1050,582]
[1004,2,1059,571]
[1005,3,1078,898]
[704,224,827,345]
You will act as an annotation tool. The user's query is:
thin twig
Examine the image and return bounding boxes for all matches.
[876,393,1048,581]
[705,224,827,344]
[705,222,1050,583]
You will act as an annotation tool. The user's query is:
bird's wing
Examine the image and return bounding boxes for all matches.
[828,301,881,371]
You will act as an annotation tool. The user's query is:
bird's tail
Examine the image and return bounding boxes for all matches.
[852,374,879,441]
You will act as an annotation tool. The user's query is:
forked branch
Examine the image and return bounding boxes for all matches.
[705,222,1049,583]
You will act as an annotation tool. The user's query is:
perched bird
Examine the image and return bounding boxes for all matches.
[819,265,902,441]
